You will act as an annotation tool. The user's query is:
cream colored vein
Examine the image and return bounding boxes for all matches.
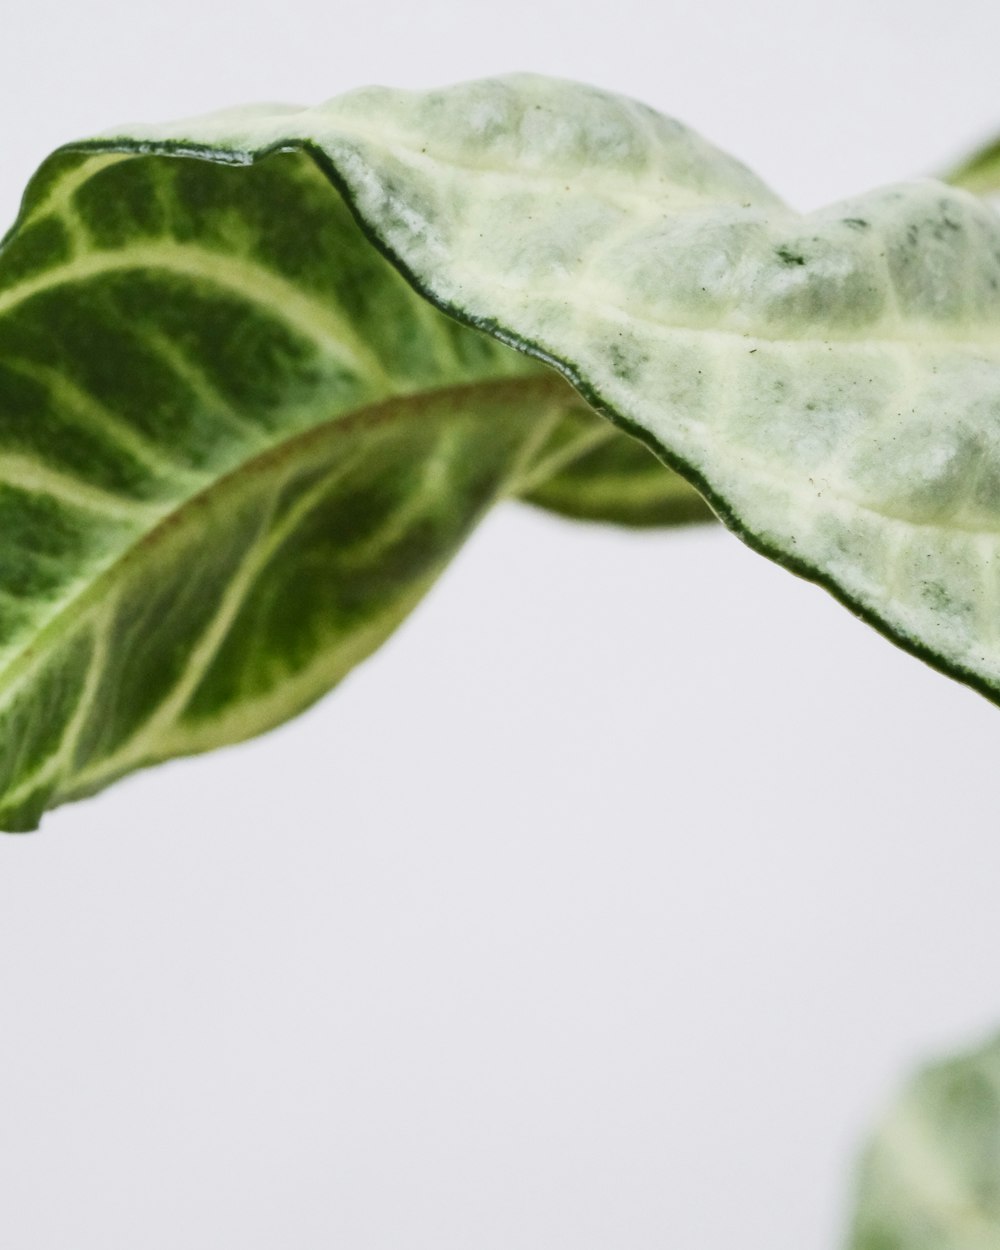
[4,357,204,488]
[459,256,1000,353]
[0,375,568,817]
[333,427,459,569]
[13,153,130,236]
[0,242,394,386]
[105,565,439,768]
[0,601,115,809]
[509,419,615,496]
[62,391,565,789]
[69,445,370,788]
[321,120,767,215]
[0,452,160,522]
[141,328,272,452]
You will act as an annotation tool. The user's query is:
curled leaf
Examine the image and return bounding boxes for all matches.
[3,75,1000,827]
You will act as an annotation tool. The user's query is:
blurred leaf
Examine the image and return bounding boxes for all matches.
[519,404,715,527]
[848,1034,1000,1249]
[944,135,1000,196]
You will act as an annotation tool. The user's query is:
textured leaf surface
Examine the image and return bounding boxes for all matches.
[0,143,596,829]
[848,1034,1000,1249]
[6,74,1000,827]
[103,76,1000,708]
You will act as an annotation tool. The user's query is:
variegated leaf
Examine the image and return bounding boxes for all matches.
[104,76,1000,710]
[4,74,1000,828]
[0,144,593,829]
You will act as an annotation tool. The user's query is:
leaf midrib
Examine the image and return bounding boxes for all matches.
[0,372,573,719]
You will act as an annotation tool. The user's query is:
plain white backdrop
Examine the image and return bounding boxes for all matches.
[1,1,999,1247]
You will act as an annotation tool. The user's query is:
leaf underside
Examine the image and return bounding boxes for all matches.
[1,75,999,829]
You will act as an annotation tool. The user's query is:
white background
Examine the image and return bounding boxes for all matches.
[1,1,999,1247]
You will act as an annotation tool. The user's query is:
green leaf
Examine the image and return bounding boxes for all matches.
[944,134,1000,196]
[518,404,716,527]
[0,142,591,830]
[848,1033,1000,1249]
[5,73,1000,828]
[103,76,1000,710]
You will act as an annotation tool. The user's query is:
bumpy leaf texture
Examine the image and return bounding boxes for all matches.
[0,74,998,829]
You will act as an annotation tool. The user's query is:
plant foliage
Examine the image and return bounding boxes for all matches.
[0,74,997,844]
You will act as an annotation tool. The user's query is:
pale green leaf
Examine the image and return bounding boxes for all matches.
[104,75,1000,712]
[848,1034,1000,1249]
[6,74,1000,828]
